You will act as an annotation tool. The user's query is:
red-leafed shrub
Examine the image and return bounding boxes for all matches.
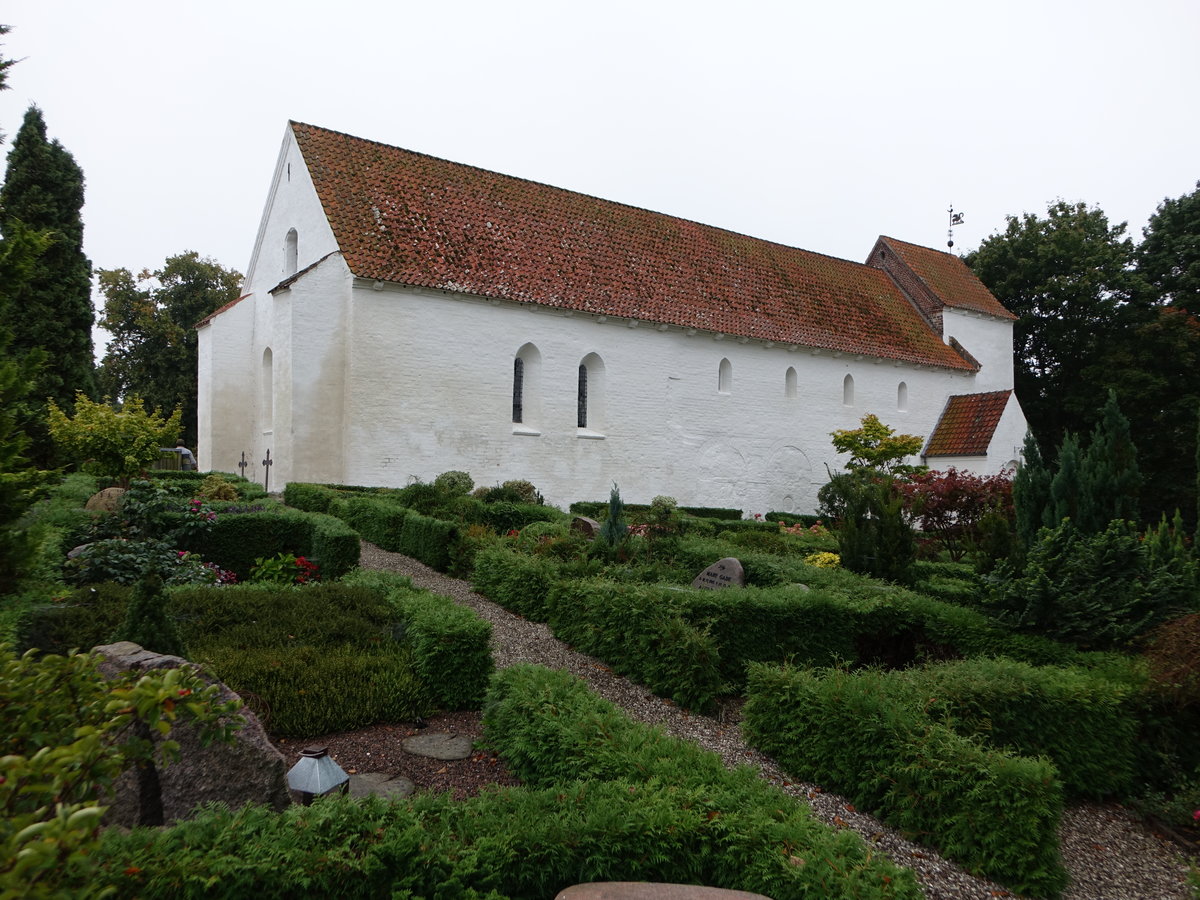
[902,468,1014,561]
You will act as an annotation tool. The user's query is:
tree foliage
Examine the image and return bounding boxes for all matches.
[829,413,924,474]
[46,393,181,486]
[0,105,95,466]
[0,645,241,897]
[1011,431,1052,549]
[1139,180,1200,311]
[901,467,1014,562]
[1076,389,1140,532]
[97,252,242,447]
[964,201,1146,458]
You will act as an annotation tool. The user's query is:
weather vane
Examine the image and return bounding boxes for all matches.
[947,205,964,249]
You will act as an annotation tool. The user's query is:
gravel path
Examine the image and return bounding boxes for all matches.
[358,542,1194,900]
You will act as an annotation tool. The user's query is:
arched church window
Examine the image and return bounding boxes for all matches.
[512,343,542,429]
[718,358,732,394]
[513,358,524,423]
[285,228,298,276]
[578,353,605,433]
[843,373,855,407]
[897,381,908,412]
[785,367,798,398]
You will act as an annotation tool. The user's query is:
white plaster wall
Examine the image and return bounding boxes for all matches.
[942,308,1015,393]
[197,296,256,475]
[336,284,995,513]
[242,130,340,291]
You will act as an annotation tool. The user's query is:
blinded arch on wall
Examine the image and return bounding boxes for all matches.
[785,366,798,398]
[718,358,732,394]
[843,373,855,407]
[897,381,908,412]
[284,228,298,276]
[261,347,274,431]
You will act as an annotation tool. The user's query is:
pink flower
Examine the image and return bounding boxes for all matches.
[1193,809,1199,822]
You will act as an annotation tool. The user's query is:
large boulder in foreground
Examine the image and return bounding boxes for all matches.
[93,641,291,826]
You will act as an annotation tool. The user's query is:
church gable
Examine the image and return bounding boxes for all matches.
[289,121,981,371]
[869,236,1017,323]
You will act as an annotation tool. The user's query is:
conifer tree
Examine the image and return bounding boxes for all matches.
[0,105,95,466]
[1078,390,1141,532]
[1012,430,1053,548]
[1049,433,1082,525]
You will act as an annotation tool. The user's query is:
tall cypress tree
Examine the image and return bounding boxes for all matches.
[0,105,95,466]
[1078,389,1141,532]
[1049,433,1082,525]
[1012,430,1053,548]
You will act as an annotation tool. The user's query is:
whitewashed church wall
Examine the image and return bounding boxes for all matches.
[197,296,256,476]
[941,308,1016,393]
[242,131,340,291]
[336,285,992,513]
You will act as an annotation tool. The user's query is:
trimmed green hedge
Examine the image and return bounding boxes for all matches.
[481,664,921,899]
[470,545,564,621]
[170,507,359,580]
[569,501,743,520]
[910,657,1139,799]
[743,663,1068,898]
[342,570,492,710]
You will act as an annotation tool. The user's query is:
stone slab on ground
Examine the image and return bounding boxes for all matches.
[349,772,415,800]
[401,732,473,760]
[556,884,771,900]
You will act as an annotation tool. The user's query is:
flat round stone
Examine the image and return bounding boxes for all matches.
[401,732,473,760]
[349,772,415,799]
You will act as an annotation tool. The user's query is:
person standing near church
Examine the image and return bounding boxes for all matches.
[176,440,197,471]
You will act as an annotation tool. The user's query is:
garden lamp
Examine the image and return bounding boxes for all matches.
[287,746,350,804]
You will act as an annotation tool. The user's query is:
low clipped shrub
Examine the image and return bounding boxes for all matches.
[471,545,563,621]
[343,570,493,710]
[16,583,133,655]
[199,643,428,736]
[743,663,1068,898]
[174,508,358,580]
[433,469,474,496]
[480,664,921,899]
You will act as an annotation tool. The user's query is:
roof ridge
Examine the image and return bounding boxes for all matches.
[289,121,885,272]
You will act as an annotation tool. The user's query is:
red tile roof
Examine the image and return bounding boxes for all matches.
[924,390,1012,457]
[290,122,976,370]
[880,237,1016,321]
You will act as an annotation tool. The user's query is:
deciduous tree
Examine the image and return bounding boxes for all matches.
[97,253,241,448]
[965,201,1147,456]
[829,413,924,475]
[1139,180,1200,311]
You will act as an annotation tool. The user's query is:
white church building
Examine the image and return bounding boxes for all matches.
[197,122,1027,513]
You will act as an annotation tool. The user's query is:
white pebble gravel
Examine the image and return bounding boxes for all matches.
[358,542,1194,899]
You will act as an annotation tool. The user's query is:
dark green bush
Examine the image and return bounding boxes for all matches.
[112,575,186,657]
[340,495,410,548]
[343,570,493,710]
[199,643,428,736]
[481,664,921,899]
[94,776,918,900]
[988,518,1195,650]
[911,657,1139,799]
[395,510,458,571]
[743,663,1068,898]
[175,508,358,580]
[281,482,340,514]
[471,545,563,621]
[16,583,132,655]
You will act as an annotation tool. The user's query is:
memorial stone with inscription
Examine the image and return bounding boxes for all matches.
[692,558,745,590]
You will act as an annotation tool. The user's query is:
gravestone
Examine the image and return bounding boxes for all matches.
[691,558,745,590]
[571,515,602,540]
[93,641,291,826]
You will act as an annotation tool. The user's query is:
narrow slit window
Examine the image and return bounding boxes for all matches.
[843,373,855,407]
[897,381,908,412]
[785,366,798,398]
[577,364,588,428]
[718,358,732,393]
[513,357,524,423]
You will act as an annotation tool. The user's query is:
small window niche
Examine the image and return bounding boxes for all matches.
[284,228,298,276]
[718,358,732,394]
[897,381,908,412]
[843,373,855,407]
[577,352,606,437]
[785,366,798,398]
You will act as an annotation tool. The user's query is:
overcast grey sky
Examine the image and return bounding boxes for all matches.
[3,0,1198,311]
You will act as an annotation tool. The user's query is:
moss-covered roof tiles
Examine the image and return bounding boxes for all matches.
[292,122,990,369]
[924,390,1013,457]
